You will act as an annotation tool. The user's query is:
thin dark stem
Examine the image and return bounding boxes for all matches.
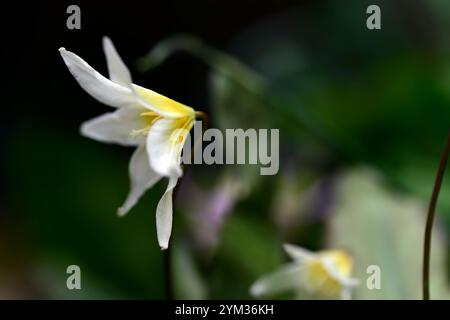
[164,246,173,300]
[163,112,209,300]
[195,111,209,133]
[423,130,450,300]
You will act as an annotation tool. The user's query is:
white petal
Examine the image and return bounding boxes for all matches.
[102,37,132,87]
[250,263,302,297]
[118,145,162,216]
[156,177,178,250]
[320,257,359,287]
[340,284,356,300]
[59,47,135,108]
[341,277,359,287]
[80,107,147,146]
[146,118,193,178]
[283,244,314,262]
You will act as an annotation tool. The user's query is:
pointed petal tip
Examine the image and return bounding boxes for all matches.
[345,277,360,287]
[117,207,127,217]
[160,245,168,251]
[102,36,111,47]
[79,122,87,135]
[79,121,95,141]
[249,284,263,297]
[59,47,69,58]
[282,243,294,252]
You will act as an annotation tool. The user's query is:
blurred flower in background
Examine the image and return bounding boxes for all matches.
[250,244,358,299]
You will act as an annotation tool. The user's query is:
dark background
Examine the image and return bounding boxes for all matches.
[2,0,450,299]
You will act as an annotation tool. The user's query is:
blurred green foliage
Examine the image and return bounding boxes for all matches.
[329,167,450,299]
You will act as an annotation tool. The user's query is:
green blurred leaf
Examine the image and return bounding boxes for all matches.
[209,214,284,299]
[173,241,208,299]
[328,167,450,299]
[7,127,166,298]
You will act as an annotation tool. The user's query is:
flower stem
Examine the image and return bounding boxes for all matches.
[423,130,450,300]
[195,111,209,131]
[164,247,173,300]
[164,111,209,300]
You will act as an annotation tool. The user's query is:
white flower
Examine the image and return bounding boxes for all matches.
[59,37,197,250]
[250,244,358,299]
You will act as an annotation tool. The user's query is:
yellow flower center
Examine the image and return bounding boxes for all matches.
[129,85,196,140]
[130,111,195,157]
[169,117,195,146]
[302,250,353,298]
[130,111,161,137]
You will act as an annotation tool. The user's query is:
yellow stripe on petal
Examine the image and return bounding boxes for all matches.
[146,116,195,178]
[134,85,194,118]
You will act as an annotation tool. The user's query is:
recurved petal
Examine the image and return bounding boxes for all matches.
[102,37,133,87]
[156,177,178,250]
[250,263,302,297]
[80,107,147,146]
[59,47,135,108]
[146,117,194,178]
[118,145,162,216]
[283,244,314,262]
